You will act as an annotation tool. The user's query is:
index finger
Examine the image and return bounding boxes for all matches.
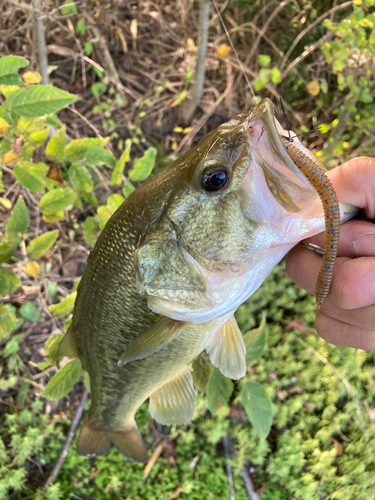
[328,156,375,218]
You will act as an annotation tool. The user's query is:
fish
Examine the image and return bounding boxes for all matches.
[58,98,356,462]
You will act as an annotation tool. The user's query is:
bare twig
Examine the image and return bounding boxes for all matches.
[175,75,232,153]
[242,464,260,500]
[246,0,291,64]
[181,0,210,123]
[281,31,333,79]
[280,1,352,72]
[44,387,89,488]
[223,436,235,500]
[229,60,303,123]
[33,0,49,84]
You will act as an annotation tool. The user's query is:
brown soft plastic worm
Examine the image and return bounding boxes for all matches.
[280,135,340,307]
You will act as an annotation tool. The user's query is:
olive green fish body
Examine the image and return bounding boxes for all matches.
[64,99,357,462]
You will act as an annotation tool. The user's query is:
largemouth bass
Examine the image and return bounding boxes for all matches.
[58,98,355,462]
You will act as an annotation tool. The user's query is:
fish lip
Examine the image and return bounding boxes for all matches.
[247,97,308,180]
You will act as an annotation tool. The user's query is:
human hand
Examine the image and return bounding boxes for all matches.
[285,157,375,350]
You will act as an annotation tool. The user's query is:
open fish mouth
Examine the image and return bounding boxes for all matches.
[140,99,357,323]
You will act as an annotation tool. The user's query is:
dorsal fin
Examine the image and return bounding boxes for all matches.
[205,316,246,380]
[149,366,196,425]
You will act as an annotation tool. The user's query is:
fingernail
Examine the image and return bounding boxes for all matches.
[351,232,375,258]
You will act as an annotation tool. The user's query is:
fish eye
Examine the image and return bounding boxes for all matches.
[202,168,229,192]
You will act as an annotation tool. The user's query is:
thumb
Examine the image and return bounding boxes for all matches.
[327,157,375,219]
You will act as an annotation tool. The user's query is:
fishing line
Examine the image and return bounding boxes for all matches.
[279,98,292,140]
[212,0,255,98]
[289,128,322,140]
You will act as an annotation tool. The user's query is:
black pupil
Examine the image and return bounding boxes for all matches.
[202,169,228,192]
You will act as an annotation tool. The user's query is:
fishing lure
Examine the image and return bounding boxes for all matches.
[279,135,340,307]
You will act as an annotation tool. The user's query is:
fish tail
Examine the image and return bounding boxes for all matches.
[57,326,78,358]
[77,415,148,463]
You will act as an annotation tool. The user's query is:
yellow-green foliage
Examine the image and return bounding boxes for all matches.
[1,0,375,496]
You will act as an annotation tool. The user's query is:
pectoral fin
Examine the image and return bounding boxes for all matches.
[57,327,78,358]
[149,366,196,425]
[205,316,246,380]
[118,317,189,366]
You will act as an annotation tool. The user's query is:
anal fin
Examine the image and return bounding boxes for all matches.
[205,316,246,380]
[149,366,196,425]
[57,327,78,358]
[77,415,148,463]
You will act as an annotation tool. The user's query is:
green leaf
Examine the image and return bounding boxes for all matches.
[0,74,23,86]
[83,216,99,246]
[39,188,76,215]
[192,355,212,393]
[61,0,78,15]
[359,87,373,103]
[0,106,11,125]
[270,68,282,84]
[319,123,330,134]
[14,162,47,193]
[206,368,233,414]
[19,303,41,322]
[0,56,29,78]
[97,205,112,229]
[244,312,267,363]
[69,163,94,195]
[3,333,23,357]
[0,268,21,296]
[5,85,78,118]
[5,196,29,244]
[0,304,16,339]
[122,181,135,198]
[49,291,77,318]
[320,78,328,94]
[171,90,187,106]
[258,54,271,67]
[85,42,93,56]
[76,20,86,35]
[241,381,273,439]
[0,243,15,264]
[29,127,49,146]
[111,144,131,186]
[85,147,116,168]
[46,126,67,159]
[107,194,124,213]
[41,358,82,401]
[0,273,9,296]
[64,138,108,162]
[45,333,64,362]
[18,116,46,135]
[129,147,156,182]
[26,230,59,259]
[46,280,58,297]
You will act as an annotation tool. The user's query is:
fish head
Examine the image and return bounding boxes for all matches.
[134,98,354,323]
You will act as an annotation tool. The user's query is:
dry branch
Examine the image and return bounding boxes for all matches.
[44,387,89,488]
